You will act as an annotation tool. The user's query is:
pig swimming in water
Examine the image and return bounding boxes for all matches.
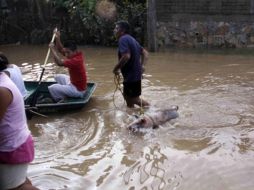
[127,106,179,132]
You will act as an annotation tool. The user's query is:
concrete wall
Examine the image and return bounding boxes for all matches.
[151,0,254,49]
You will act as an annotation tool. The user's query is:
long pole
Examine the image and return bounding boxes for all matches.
[28,28,57,112]
[38,29,57,82]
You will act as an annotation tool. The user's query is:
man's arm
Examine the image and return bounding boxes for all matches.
[141,48,149,73]
[113,52,130,75]
[49,43,65,66]
[54,29,65,56]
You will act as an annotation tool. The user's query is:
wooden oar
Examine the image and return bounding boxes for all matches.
[28,29,57,115]
[38,28,57,82]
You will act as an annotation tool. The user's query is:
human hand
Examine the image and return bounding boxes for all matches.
[53,28,60,38]
[49,42,55,49]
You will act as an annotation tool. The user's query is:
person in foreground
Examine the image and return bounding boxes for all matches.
[0,52,27,98]
[0,56,38,189]
[113,20,149,108]
[48,29,87,103]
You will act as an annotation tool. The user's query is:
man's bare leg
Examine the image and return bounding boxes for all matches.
[125,96,149,108]
[124,96,135,108]
[135,97,149,108]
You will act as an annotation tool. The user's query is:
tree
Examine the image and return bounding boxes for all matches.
[1,0,147,45]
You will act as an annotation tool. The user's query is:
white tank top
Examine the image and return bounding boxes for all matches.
[4,64,27,98]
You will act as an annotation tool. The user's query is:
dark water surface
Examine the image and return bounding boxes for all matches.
[1,45,254,190]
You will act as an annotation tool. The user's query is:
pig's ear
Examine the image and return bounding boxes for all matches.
[140,118,146,124]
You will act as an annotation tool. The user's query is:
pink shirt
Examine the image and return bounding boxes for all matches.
[0,73,34,164]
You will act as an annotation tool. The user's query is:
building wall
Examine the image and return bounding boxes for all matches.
[154,0,254,49]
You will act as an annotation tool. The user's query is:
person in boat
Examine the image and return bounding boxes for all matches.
[112,20,149,108]
[48,29,87,103]
[0,58,38,189]
[0,52,27,98]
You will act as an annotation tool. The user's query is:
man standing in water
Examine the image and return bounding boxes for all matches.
[113,20,149,108]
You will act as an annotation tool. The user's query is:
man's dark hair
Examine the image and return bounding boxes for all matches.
[64,40,77,51]
[0,52,9,71]
[116,20,130,34]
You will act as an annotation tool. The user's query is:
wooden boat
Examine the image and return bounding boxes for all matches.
[24,81,96,114]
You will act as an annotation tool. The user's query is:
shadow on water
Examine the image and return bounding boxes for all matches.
[1,45,254,190]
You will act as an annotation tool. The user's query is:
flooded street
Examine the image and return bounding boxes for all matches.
[1,45,254,190]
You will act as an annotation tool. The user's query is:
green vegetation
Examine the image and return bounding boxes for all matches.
[0,0,147,46]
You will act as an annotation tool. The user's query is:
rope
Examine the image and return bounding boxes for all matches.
[113,74,125,109]
[113,74,145,117]
[114,74,123,95]
[139,99,144,116]
[139,76,145,116]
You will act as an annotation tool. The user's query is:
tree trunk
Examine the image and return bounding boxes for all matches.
[34,0,45,28]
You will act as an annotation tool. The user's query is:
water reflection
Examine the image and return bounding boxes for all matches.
[1,45,254,189]
[124,145,170,190]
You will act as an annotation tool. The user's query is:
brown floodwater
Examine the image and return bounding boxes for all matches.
[1,45,254,190]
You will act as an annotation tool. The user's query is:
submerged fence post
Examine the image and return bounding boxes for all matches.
[147,0,158,52]
[251,0,254,14]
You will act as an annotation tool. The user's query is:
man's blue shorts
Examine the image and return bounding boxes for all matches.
[123,80,141,98]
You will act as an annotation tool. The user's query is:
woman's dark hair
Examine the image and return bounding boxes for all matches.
[64,40,77,51]
[116,20,130,34]
[0,52,9,71]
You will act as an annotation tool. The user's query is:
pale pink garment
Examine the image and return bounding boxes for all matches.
[0,135,34,164]
[0,72,34,164]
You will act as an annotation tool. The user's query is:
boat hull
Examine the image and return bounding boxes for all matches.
[25,81,96,114]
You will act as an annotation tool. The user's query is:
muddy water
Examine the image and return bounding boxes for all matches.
[1,45,254,190]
